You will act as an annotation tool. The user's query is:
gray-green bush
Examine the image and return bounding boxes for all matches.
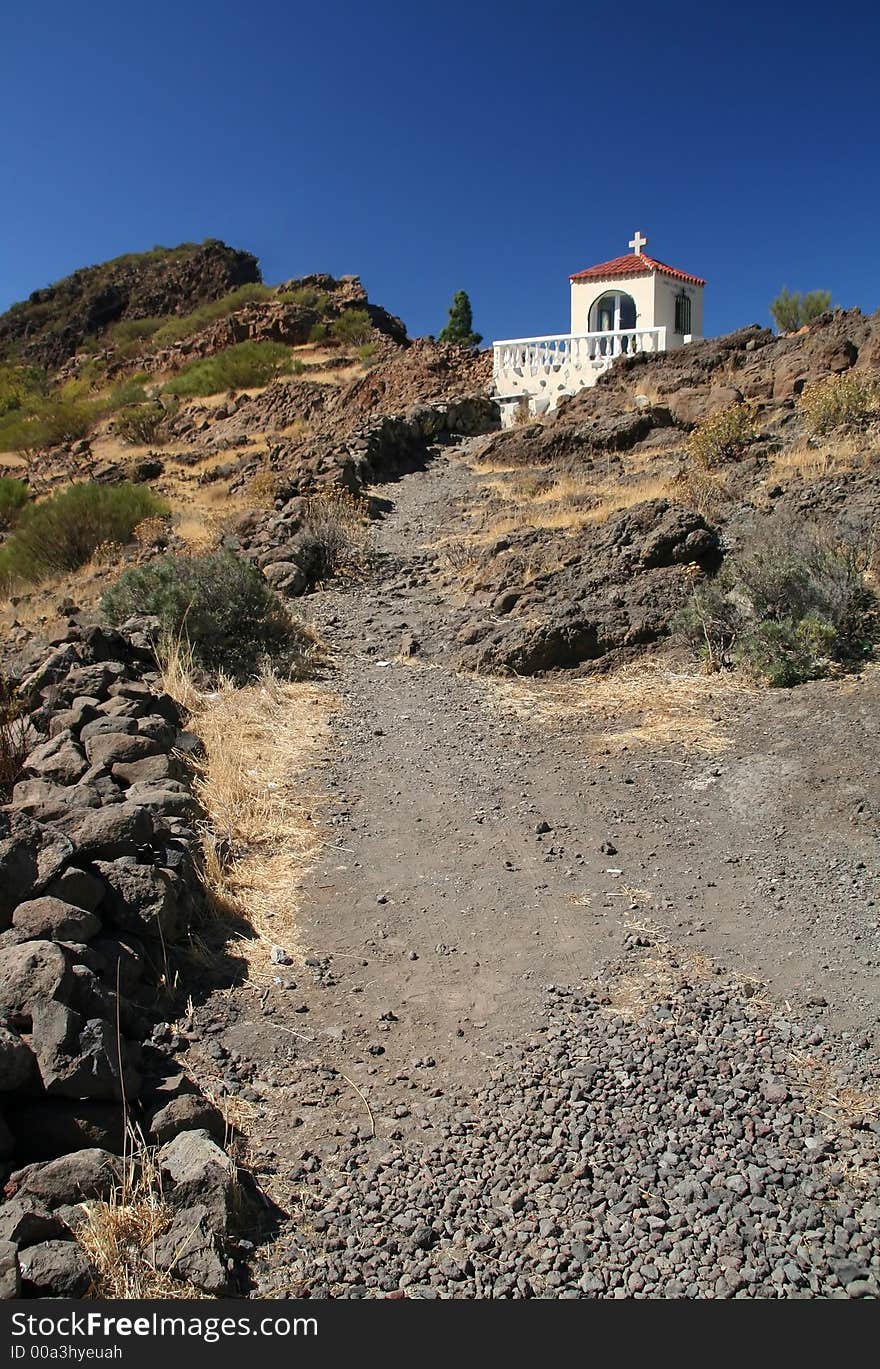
[101,550,317,681]
[676,525,877,686]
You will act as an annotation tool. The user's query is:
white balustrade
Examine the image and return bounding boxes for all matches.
[492,327,667,403]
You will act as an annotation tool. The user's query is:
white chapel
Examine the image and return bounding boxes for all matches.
[492,231,706,424]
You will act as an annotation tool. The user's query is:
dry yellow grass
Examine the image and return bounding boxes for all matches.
[160,650,337,980]
[474,463,676,539]
[478,660,753,757]
[582,474,672,523]
[78,1147,205,1299]
[769,437,865,483]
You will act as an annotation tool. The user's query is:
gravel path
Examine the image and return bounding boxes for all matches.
[188,445,880,1298]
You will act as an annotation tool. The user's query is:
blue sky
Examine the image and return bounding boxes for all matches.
[2,1,878,345]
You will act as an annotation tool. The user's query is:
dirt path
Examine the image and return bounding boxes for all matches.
[183,445,880,1295]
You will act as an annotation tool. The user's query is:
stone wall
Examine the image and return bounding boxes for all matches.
[0,624,254,1298]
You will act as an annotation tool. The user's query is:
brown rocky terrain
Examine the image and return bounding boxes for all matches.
[0,250,879,1300]
[0,240,261,371]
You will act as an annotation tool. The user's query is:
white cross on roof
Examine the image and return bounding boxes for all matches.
[629,230,648,256]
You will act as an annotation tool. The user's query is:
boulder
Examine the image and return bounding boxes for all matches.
[94,860,183,942]
[123,783,201,821]
[31,1002,139,1101]
[0,811,74,927]
[149,1095,226,1146]
[0,1025,37,1091]
[11,777,101,823]
[23,733,88,786]
[44,867,105,912]
[11,896,102,943]
[79,716,138,742]
[69,803,155,859]
[48,702,99,737]
[152,1204,230,1294]
[112,754,180,787]
[0,1198,67,1247]
[0,1241,20,1299]
[0,941,73,1030]
[158,1129,238,1227]
[7,1148,123,1207]
[18,1240,93,1297]
[83,732,162,769]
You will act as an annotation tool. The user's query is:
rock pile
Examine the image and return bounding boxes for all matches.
[291,957,880,1299]
[0,623,252,1298]
[455,498,720,674]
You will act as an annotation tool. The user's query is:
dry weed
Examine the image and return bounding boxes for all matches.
[478,660,752,757]
[769,438,865,483]
[78,1144,204,1299]
[158,649,337,980]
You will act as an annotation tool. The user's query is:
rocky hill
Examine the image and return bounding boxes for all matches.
[0,240,262,370]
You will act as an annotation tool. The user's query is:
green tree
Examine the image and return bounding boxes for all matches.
[770,287,832,333]
[438,291,482,348]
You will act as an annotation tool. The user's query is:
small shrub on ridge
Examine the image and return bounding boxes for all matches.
[676,524,877,685]
[0,482,168,589]
[0,476,29,529]
[101,550,316,681]
[799,371,878,437]
[687,404,756,470]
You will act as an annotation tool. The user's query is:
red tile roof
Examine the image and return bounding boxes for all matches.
[570,253,706,286]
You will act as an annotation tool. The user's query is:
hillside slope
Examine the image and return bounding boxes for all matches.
[0,239,261,369]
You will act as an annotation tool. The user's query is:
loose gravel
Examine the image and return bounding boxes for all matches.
[284,951,880,1299]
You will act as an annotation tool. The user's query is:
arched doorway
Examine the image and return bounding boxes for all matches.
[589,290,637,335]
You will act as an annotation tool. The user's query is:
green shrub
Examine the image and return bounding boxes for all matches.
[308,322,329,344]
[676,524,877,685]
[358,341,378,360]
[107,374,151,408]
[115,402,169,446]
[0,363,47,418]
[0,476,29,528]
[279,286,329,311]
[738,616,838,687]
[770,287,832,333]
[101,550,315,680]
[331,309,373,346]
[798,370,878,436]
[687,403,756,469]
[0,397,96,454]
[150,284,273,348]
[110,318,163,347]
[163,342,292,397]
[0,482,168,589]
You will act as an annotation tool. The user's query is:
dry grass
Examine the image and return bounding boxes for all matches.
[299,487,374,583]
[789,1051,880,1130]
[0,671,28,792]
[159,643,337,980]
[475,463,675,538]
[600,940,720,1024]
[670,466,734,520]
[477,659,753,757]
[768,437,865,483]
[78,1146,204,1299]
